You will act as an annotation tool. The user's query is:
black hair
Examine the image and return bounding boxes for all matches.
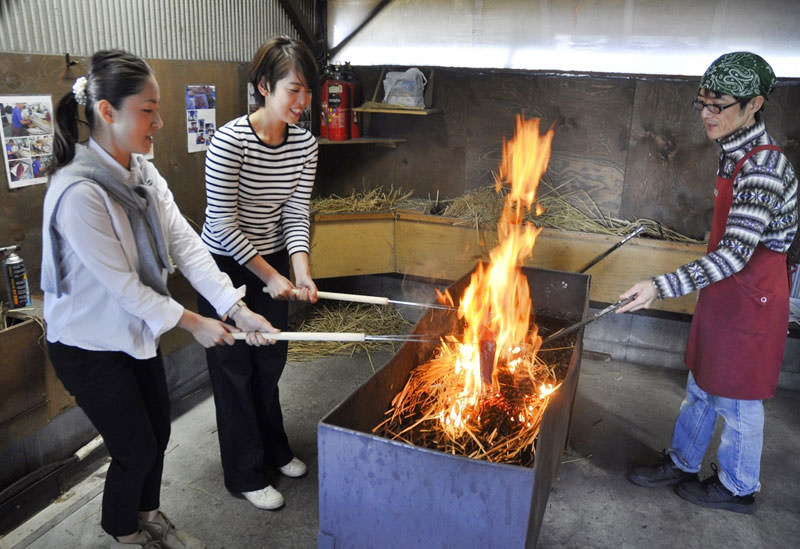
[51,50,153,172]
[698,88,764,119]
[248,36,318,105]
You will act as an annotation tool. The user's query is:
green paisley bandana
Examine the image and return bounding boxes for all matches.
[700,51,776,99]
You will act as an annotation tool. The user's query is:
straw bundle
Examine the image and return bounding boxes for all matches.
[287,302,414,367]
[311,186,428,214]
[534,183,703,243]
[439,182,702,244]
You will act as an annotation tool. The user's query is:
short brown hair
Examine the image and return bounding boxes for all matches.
[248,36,318,103]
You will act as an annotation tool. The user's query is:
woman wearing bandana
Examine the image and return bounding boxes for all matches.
[617,52,798,514]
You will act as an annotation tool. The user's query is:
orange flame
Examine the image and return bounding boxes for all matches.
[437,115,556,435]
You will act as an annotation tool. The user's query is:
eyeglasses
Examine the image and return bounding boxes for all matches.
[691,99,740,115]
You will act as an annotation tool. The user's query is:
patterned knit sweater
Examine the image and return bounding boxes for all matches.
[654,120,798,299]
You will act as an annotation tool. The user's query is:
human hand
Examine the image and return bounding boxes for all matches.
[232,304,278,346]
[292,275,318,303]
[262,271,296,300]
[616,280,658,313]
[179,310,236,348]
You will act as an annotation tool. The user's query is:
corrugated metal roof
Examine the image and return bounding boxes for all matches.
[0,0,317,62]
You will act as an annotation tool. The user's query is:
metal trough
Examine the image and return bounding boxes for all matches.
[318,266,590,548]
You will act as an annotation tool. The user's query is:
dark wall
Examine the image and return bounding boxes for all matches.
[317,66,800,239]
[0,53,247,293]
[3,57,799,294]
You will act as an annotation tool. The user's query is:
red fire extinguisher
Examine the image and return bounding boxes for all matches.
[319,65,331,139]
[342,63,361,139]
[322,66,350,141]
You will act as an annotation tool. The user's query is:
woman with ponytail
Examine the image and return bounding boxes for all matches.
[42,50,277,548]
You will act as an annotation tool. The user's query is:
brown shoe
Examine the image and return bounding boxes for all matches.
[139,511,205,549]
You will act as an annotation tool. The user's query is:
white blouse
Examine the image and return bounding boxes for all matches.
[43,140,245,359]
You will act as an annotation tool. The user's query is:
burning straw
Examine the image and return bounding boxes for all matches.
[373,340,563,466]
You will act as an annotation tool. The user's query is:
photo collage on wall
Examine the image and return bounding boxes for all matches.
[0,95,54,189]
[185,84,216,153]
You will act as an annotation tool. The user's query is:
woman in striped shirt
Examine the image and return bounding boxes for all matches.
[198,36,319,511]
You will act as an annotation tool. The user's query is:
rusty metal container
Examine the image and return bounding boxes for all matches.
[318,266,590,548]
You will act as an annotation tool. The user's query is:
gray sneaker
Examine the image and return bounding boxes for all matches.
[139,511,205,549]
[628,451,699,487]
[110,529,161,548]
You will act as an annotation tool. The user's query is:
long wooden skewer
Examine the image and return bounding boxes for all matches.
[266,288,456,311]
[231,331,436,343]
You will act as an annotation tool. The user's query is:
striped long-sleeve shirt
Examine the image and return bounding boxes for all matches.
[201,115,318,264]
[654,120,798,299]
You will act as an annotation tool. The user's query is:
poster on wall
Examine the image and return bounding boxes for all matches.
[185,84,216,153]
[0,95,54,189]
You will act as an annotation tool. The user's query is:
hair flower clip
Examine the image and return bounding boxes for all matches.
[72,76,88,106]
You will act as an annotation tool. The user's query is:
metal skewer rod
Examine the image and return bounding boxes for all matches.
[231,331,437,343]
[578,224,645,273]
[273,288,457,311]
[541,295,636,344]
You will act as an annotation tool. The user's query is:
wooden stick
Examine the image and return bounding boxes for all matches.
[314,290,390,305]
[272,288,391,305]
[232,331,366,342]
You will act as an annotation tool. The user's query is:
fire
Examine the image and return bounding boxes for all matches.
[377,115,563,465]
[441,115,556,431]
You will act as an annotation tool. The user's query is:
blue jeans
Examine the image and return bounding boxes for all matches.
[668,372,763,495]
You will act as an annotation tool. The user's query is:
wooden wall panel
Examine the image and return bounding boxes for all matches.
[309,214,396,278]
[0,53,246,293]
[621,79,717,238]
[462,72,635,215]
[0,54,80,295]
[146,59,247,229]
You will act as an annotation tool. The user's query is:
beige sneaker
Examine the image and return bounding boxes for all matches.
[242,485,285,510]
[110,529,161,548]
[278,457,307,478]
[139,511,205,549]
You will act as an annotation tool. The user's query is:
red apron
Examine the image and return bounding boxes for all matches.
[685,145,789,399]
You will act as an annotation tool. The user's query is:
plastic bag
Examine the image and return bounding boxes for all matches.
[383,68,427,107]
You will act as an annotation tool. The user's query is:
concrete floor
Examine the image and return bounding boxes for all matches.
[5,348,800,549]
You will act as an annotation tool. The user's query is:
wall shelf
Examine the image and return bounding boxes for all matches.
[318,137,406,148]
[353,101,440,115]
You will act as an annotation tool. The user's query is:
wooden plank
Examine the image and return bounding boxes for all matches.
[0,319,49,450]
[395,217,496,281]
[310,217,395,278]
[528,229,703,314]
[318,137,406,146]
[392,217,704,314]
[353,102,440,115]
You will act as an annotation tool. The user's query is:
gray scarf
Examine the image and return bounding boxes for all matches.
[41,144,174,297]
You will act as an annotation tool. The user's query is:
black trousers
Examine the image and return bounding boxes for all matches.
[197,249,293,492]
[48,342,170,537]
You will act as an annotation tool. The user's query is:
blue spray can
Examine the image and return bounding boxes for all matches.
[2,246,31,308]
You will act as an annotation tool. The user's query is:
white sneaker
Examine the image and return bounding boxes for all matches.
[279,457,307,478]
[242,486,284,510]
